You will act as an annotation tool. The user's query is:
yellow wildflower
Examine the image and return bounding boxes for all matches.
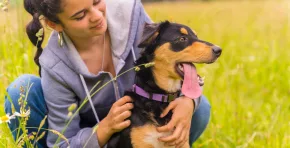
[0,114,15,124]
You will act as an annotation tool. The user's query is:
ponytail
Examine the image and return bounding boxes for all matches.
[24,0,45,76]
[26,13,44,76]
[24,0,62,76]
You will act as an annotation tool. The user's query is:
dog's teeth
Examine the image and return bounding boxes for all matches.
[198,76,205,86]
[198,76,205,83]
[178,64,183,71]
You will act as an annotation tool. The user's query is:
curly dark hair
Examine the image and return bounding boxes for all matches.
[24,0,63,76]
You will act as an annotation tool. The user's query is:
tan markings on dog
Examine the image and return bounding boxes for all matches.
[148,112,160,126]
[131,124,190,148]
[152,32,159,39]
[141,111,160,126]
[180,28,188,35]
[145,32,160,46]
[152,42,213,92]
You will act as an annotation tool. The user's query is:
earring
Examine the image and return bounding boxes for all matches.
[58,32,64,47]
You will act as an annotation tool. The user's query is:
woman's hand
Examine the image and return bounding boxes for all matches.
[157,96,194,148]
[97,96,134,147]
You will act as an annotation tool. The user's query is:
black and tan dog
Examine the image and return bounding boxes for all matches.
[108,21,222,148]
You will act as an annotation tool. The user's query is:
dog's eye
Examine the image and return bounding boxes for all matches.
[179,37,187,42]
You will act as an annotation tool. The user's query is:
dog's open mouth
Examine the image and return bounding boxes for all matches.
[176,63,204,86]
[175,63,204,99]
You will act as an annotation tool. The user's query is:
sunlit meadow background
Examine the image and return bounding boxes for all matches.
[1,0,290,147]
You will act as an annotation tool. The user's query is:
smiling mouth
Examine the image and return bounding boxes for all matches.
[175,62,204,86]
[90,19,104,29]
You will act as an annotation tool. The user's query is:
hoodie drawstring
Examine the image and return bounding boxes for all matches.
[131,47,137,63]
[80,74,108,148]
[79,74,100,123]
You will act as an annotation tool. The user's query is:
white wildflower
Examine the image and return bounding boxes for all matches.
[14,109,30,118]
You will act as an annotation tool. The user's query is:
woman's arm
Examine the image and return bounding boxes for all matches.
[42,66,134,148]
[156,96,195,148]
[41,68,101,148]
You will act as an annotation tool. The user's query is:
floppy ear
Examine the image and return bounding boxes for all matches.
[138,23,162,48]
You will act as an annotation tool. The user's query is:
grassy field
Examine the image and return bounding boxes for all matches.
[1,0,290,147]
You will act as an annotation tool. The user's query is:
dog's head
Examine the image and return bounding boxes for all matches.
[136,21,222,98]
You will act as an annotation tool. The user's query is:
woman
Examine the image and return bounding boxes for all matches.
[4,0,211,147]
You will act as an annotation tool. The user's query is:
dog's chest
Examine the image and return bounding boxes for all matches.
[131,124,175,148]
[128,97,175,148]
[130,97,171,126]
[167,79,182,92]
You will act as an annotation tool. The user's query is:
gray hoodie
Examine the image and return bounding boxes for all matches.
[40,0,201,147]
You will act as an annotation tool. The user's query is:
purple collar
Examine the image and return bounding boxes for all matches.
[132,84,179,102]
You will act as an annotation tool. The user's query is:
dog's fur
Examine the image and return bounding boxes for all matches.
[108,21,222,148]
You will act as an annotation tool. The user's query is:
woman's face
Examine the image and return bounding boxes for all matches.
[56,0,107,39]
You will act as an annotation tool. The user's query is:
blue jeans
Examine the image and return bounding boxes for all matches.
[5,74,211,147]
[4,74,48,148]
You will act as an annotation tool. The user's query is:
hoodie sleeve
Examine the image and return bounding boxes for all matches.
[41,67,100,148]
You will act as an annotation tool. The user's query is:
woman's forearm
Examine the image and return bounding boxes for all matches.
[96,118,113,147]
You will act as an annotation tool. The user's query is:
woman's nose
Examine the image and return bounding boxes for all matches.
[90,8,103,22]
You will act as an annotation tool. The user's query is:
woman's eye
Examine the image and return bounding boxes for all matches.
[93,0,101,5]
[75,16,84,21]
[75,12,86,21]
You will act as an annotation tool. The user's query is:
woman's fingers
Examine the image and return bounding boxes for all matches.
[107,96,134,132]
[157,115,178,133]
[115,103,134,115]
[116,120,131,130]
[159,123,183,144]
[116,110,132,122]
[175,129,188,148]
[160,101,177,118]
[114,96,133,107]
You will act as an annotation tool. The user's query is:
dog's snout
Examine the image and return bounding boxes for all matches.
[212,46,222,57]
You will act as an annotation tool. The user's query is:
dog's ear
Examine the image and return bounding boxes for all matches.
[138,23,162,48]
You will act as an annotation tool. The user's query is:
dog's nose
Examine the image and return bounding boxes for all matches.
[212,46,222,57]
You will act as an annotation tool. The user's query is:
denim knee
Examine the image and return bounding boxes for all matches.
[4,74,48,148]
[189,95,211,145]
[5,74,46,115]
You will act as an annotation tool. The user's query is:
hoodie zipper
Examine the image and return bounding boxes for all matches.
[108,72,121,100]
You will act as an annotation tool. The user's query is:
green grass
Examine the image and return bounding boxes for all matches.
[1,0,290,147]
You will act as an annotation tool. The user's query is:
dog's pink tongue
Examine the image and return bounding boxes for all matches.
[181,63,202,99]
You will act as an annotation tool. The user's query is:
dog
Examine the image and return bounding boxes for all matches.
[108,21,222,148]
